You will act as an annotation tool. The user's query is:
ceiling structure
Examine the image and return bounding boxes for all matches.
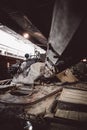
[0,0,55,50]
[0,24,46,59]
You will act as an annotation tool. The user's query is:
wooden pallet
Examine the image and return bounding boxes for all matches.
[55,87,87,122]
[58,88,87,105]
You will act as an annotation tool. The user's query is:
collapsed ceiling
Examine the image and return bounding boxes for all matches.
[0,0,55,49]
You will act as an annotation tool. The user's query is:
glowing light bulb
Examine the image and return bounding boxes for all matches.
[23,33,30,39]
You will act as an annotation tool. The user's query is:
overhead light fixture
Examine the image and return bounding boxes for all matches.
[82,58,87,62]
[23,33,30,39]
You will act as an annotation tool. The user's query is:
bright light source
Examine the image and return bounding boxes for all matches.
[23,33,30,39]
[82,58,87,62]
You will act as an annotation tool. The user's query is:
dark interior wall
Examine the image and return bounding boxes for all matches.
[0,55,21,80]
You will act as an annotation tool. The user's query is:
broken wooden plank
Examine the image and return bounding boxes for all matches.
[55,109,87,121]
[0,85,62,106]
[56,69,78,83]
[58,88,87,105]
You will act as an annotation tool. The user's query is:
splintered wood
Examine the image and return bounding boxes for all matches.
[0,84,62,105]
